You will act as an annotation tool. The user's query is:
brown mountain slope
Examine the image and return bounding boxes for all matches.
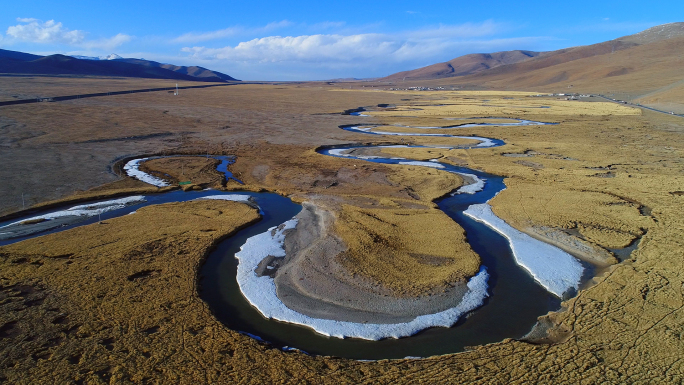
[455,35,684,94]
[379,23,684,111]
[382,22,684,86]
[451,22,684,90]
[382,50,541,81]
[633,78,684,114]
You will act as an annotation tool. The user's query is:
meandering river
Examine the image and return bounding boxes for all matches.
[0,116,590,359]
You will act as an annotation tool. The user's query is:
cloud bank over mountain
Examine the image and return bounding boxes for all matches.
[3,18,132,51]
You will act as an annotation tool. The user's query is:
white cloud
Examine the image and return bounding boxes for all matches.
[173,27,242,44]
[309,21,346,30]
[263,20,294,31]
[179,21,533,65]
[407,21,501,39]
[176,21,552,80]
[182,33,399,62]
[172,20,293,44]
[82,33,133,51]
[3,18,131,50]
[7,18,85,45]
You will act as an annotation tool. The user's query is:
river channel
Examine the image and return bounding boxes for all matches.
[0,117,586,360]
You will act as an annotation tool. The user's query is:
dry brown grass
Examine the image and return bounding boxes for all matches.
[0,76,212,102]
[363,93,676,255]
[140,156,223,188]
[1,81,683,383]
[358,92,640,117]
[0,80,407,215]
[334,205,480,295]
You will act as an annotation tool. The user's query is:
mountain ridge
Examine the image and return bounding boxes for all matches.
[382,22,684,84]
[0,49,239,82]
[381,50,541,81]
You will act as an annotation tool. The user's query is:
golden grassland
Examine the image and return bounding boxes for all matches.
[347,94,683,375]
[334,205,480,296]
[1,81,683,383]
[0,200,268,384]
[330,89,540,96]
[364,93,641,117]
[359,94,679,254]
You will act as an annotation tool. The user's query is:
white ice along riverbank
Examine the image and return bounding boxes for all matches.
[463,202,583,297]
[0,196,147,229]
[235,219,491,340]
[194,194,253,203]
[123,157,169,187]
[398,160,445,169]
[454,173,485,194]
[441,118,553,127]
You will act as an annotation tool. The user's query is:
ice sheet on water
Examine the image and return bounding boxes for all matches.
[195,195,253,203]
[0,196,147,228]
[123,158,169,187]
[453,173,485,194]
[463,202,583,297]
[398,161,445,169]
[328,148,350,156]
[451,136,497,148]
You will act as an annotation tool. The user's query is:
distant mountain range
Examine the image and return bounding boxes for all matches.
[381,22,684,97]
[382,50,542,81]
[0,49,238,82]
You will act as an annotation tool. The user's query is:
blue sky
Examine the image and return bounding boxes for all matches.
[0,0,680,80]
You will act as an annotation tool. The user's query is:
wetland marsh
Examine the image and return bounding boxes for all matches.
[0,82,682,383]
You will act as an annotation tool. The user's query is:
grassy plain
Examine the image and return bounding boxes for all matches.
[0,76,216,102]
[1,79,683,383]
[0,78,405,215]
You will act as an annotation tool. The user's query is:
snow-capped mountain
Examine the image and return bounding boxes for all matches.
[70,53,123,61]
